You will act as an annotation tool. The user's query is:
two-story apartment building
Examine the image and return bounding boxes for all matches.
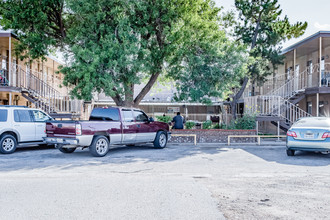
[244,31,330,134]
[0,30,82,118]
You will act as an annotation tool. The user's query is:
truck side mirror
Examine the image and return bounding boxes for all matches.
[149,117,154,122]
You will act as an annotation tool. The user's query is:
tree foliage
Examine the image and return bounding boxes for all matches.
[0,0,248,106]
[230,0,307,118]
[0,0,67,60]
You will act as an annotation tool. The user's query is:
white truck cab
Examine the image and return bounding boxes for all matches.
[0,106,53,154]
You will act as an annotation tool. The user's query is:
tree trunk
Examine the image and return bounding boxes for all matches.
[251,79,256,96]
[231,77,249,120]
[133,71,161,107]
[231,12,262,120]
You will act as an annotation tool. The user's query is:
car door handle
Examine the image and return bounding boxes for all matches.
[37,125,43,127]
[14,125,20,127]
[136,125,141,128]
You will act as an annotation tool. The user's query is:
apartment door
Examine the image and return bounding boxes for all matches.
[307,61,313,87]
[321,58,325,85]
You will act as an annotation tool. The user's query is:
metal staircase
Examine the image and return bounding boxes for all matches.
[244,64,324,131]
[245,95,312,131]
[1,64,82,118]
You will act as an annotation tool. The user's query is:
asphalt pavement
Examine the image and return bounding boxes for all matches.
[1,142,330,220]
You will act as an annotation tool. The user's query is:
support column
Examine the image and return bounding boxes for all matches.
[293,49,297,92]
[256,121,258,135]
[9,93,12,105]
[317,37,322,116]
[8,36,12,86]
[316,93,319,117]
[293,49,296,73]
[277,121,280,141]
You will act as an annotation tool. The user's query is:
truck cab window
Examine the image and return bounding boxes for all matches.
[133,110,148,122]
[90,108,120,121]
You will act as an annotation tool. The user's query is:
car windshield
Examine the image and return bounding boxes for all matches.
[292,118,330,128]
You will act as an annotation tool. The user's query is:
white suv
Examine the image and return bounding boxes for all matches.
[0,106,53,154]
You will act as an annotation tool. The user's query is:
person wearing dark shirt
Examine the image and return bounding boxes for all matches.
[172,112,185,129]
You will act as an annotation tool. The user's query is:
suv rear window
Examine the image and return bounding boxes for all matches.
[14,110,32,122]
[89,108,120,121]
[0,109,8,122]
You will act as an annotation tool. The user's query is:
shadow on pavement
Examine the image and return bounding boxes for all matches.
[0,143,228,172]
[233,144,330,167]
[1,143,329,172]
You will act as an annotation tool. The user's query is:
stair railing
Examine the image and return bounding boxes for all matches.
[11,63,82,114]
[244,95,312,125]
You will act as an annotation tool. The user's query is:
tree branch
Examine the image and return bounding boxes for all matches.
[133,72,161,107]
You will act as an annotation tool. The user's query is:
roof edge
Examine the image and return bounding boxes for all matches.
[281,31,330,55]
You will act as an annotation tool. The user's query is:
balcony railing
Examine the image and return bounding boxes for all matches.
[262,63,330,98]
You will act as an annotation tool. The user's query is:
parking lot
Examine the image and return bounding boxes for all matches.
[0,143,330,220]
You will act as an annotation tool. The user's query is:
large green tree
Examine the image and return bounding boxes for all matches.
[230,0,307,119]
[0,0,248,107]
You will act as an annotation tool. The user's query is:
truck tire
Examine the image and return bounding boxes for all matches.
[58,145,76,153]
[154,131,167,149]
[0,134,18,154]
[89,135,110,157]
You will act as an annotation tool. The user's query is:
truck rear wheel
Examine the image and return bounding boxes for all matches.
[89,135,110,157]
[154,131,167,149]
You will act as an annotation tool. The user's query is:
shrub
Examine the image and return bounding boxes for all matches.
[212,123,221,129]
[233,114,256,130]
[156,115,172,123]
[202,120,212,129]
[185,121,195,129]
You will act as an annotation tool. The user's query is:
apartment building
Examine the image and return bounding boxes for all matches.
[244,31,330,134]
[0,30,82,118]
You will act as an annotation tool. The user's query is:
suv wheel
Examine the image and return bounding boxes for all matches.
[89,136,110,157]
[0,134,18,154]
[154,131,167,149]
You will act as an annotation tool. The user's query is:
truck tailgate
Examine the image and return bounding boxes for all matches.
[46,121,77,137]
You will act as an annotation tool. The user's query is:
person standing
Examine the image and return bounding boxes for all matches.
[172,112,185,129]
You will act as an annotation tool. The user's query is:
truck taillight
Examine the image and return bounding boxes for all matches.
[76,124,82,136]
[287,131,297,137]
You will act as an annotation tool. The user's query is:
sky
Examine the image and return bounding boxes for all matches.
[214,0,330,49]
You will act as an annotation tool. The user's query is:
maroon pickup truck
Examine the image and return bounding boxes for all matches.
[44,107,170,157]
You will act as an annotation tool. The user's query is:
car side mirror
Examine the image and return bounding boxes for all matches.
[149,117,154,122]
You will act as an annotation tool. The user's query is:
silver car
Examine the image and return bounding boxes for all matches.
[286,117,330,156]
